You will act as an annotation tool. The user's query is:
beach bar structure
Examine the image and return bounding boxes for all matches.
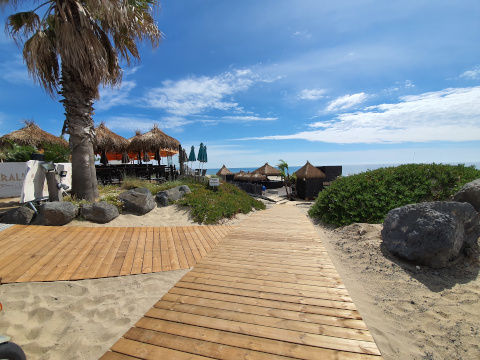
[294,161,326,200]
[216,165,233,181]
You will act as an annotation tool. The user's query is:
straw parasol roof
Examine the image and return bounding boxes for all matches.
[253,162,281,176]
[295,161,326,179]
[234,170,246,180]
[94,122,129,153]
[251,172,267,181]
[216,165,233,176]
[0,120,68,150]
[129,125,180,153]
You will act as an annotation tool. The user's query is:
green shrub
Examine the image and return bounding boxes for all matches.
[178,182,266,224]
[308,163,480,226]
[43,142,70,162]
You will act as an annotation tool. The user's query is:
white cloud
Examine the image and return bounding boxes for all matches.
[460,66,480,80]
[103,115,192,135]
[221,115,277,122]
[298,88,327,100]
[292,30,312,39]
[96,80,136,111]
[325,92,368,112]
[143,69,274,117]
[239,86,480,144]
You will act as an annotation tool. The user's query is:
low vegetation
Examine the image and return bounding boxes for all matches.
[178,182,266,224]
[308,163,480,227]
[66,177,265,223]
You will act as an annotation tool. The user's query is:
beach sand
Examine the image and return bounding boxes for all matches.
[1,199,479,359]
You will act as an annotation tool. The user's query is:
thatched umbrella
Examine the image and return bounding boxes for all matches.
[234,170,246,181]
[294,161,326,179]
[252,162,281,177]
[0,120,68,150]
[251,172,267,182]
[128,130,144,163]
[216,165,233,177]
[93,122,129,165]
[129,125,180,165]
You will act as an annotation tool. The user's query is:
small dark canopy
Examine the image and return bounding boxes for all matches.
[295,161,326,179]
[94,122,129,153]
[216,165,233,176]
[253,162,281,176]
[0,120,68,150]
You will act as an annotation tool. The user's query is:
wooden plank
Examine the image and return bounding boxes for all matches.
[84,227,122,279]
[161,292,367,330]
[110,338,211,360]
[131,227,148,275]
[96,227,128,278]
[151,228,162,273]
[176,227,196,267]
[16,227,85,282]
[108,227,135,277]
[154,299,374,342]
[167,287,362,321]
[136,317,380,360]
[171,227,189,269]
[173,282,356,310]
[182,227,202,262]
[187,226,208,257]
[142,227,154,274]
[124,326,296,360]
[99,351,142,360]
[119,227,141,276]
[70,227,111,280]
[159,227,171,271]
[57,227,107,281]
[166,227,180,270]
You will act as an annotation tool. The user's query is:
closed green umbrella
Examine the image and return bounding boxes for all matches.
[188,146,196,172]
[198,143,207,173]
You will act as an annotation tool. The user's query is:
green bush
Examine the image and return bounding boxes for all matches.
[308,163,480,226]
[43,142,70,162]
[178,182,266,224]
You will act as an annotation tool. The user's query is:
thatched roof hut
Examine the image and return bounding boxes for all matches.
[94,122,129,153]
[216,165,233,176]
[129,125,180,153]
[253,163,281,176]
[295,161,326,179]
[0,120,68,150]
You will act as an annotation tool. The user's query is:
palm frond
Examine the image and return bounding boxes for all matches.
[5,11,40,45]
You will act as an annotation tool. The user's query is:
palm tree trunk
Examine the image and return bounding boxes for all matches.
[60,66,99,201]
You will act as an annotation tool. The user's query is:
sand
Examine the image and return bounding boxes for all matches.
[1,199,479,359]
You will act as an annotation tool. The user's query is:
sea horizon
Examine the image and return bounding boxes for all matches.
[203,161,480,176]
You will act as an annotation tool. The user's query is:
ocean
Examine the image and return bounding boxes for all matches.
[205,162,480,176]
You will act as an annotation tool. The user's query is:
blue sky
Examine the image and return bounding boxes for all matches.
[1,0,480,169]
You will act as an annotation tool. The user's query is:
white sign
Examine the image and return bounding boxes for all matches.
[0,162,26,198]
[209,177,220,187]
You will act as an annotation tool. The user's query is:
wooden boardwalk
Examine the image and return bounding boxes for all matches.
[101,205,383,359]
[0,224,233,284]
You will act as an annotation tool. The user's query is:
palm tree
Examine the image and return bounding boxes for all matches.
[277,159,296,200]
[2,0,162,201]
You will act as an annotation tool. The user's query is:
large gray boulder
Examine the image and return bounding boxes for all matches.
[119,187,156,215]
[1,207,36,225]
[81,201,119,223]
[382,201,480,269]
[33,202,79,226]
[453,179,480,212]
[156,185,191,206]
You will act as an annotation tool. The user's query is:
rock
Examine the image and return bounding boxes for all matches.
[358,227,367,236]
[81,202,119,223]
[1,207,36,225]
[156,185,191,207]
[453,179,480,212]
[382,201,480,269]
[33,202,79,226]
[119,187,156,215]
